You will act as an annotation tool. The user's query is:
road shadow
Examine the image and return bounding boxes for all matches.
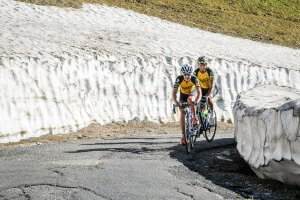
[66,140,176,154]
[102,136,179,140]
[81,141,177,146]
[169,137,300,200]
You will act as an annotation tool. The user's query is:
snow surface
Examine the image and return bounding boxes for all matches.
[233,85,300,186]
[0,0,300,143]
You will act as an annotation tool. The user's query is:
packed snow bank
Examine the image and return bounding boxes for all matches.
[233,85,300,186]
[0,0,300,143]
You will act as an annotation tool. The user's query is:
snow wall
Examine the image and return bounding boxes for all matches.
[1,54,300,143]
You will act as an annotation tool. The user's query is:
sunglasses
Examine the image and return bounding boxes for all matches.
[183,73,191,76]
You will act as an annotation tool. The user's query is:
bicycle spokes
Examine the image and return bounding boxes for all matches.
[204,110,217,142]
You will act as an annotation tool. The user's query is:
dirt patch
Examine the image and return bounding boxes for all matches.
[0,120,235,149]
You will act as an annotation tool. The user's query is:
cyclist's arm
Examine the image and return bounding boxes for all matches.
[173,77,181,106]
[208,76,215,97]
[194,86,201,103]
[192,75,201,103]
[172,88,180,106]
[208,69,215,97]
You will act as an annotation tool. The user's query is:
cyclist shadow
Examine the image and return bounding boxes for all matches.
[168,137,289,199]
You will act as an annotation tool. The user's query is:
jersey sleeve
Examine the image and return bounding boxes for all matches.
[173,76,181,89]
[191,76,200,87]
[208,68,214,78]
[193,69,198,77]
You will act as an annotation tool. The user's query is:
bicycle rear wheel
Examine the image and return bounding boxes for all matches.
[204,110,217,142]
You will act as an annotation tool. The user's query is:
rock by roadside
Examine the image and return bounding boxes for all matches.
[233,85,300,187]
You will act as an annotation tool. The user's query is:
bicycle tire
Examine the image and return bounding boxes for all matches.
[187,134,193,153]
[204,110,217,142]
[183,118,188,144]
[193,132,197,143]
[184,112,191,154]
[191,126,197,148]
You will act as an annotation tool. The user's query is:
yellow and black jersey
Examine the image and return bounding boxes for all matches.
[173,75,200,95]
[193,68,214,89]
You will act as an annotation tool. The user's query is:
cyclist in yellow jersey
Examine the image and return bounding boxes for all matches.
[173,64,201,145]
[193,56,215,122]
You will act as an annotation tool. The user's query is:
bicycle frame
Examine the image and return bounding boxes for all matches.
[181,102,193,136]
[197,96,210,131]
[196,95,217,142]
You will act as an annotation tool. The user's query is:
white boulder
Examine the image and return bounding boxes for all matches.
[233,85,300,186]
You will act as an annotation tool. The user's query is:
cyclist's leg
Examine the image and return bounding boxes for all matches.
[208,96,214,111]
[208,94,215,125]
[199,88,209,125]
[179,108,184,136]
[200,87,209,109]
[187,95,197,125]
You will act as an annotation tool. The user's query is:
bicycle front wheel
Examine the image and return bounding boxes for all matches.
[204,110,217,142]
[184,113,191,154]
[187,135,193,153]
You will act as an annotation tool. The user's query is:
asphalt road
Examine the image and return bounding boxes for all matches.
[0,132,299,200]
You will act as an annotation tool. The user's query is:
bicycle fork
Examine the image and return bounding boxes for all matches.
[184,109,193,137]
[188,110,200,138]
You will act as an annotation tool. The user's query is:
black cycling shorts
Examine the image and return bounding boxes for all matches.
[180,92,195,103]
[201,88,210,96]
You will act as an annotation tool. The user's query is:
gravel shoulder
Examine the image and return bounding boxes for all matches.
[0,120,235,149]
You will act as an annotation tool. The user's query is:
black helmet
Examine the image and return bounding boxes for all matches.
[197,56,207,64]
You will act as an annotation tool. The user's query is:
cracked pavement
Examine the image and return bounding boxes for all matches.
[0,131,299,200]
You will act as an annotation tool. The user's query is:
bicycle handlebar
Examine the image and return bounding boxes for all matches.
[172,86,218,114]
[173,102,190,114]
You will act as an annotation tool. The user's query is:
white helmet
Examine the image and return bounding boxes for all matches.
[181,64,193,75]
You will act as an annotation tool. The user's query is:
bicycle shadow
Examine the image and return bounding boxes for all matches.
[169,137,299,200]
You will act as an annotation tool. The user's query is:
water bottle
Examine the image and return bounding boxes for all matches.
[201,109,208,119]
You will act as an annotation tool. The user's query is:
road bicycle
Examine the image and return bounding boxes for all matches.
[173,102,194,153]
[196,96,217,142]
[173,89,218,154]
